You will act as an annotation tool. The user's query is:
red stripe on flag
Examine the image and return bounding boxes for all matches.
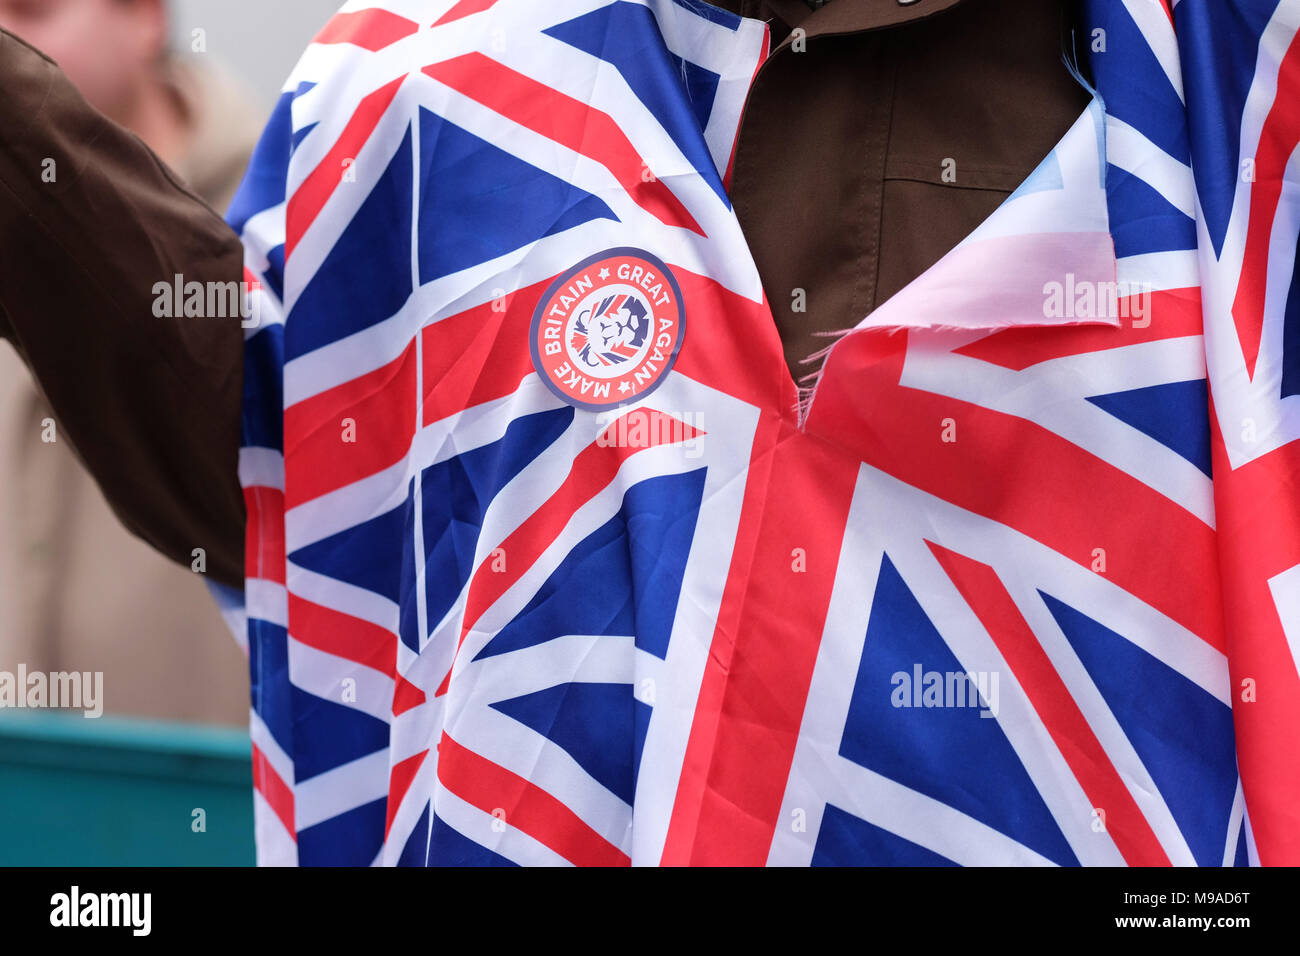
[252,744,297,841]
[927,542,1172,865]
[284,340,417,508]
[954,288,1203,371]
[432,0,498,27]
[1215,437,1300,581]
[1232,28,1300,379]
[422,54,705,236]
[671,270,795,414]
[421,280,550,426]
[244,486,286,585]
[439,409,705,697]
[1210,415,1300,864]
[393,673,427,716]
[242,266,263,296]
[437,733,629,866]
[289,593,397,678]
[807,331,1225,653]
[286,76,406,260]
[313,9,420,51]
[1219,567,1300,865]
[661,417,859,865]
[385,749,429,839]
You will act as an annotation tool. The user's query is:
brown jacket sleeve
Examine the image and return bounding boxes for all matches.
[0,28,246,589]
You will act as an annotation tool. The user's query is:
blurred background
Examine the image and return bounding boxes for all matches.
[169,0,344,109]
[0,0,343,865]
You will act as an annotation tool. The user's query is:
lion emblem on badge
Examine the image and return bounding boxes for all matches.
[570,293,651,370]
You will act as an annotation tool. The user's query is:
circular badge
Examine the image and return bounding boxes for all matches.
[530,247,686,411]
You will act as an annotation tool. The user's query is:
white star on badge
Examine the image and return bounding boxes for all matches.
[619,381,632,393]
[598,268,611,280]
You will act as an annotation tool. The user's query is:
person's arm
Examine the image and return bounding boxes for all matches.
[0,27,246,589]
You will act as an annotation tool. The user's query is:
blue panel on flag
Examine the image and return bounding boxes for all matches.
[290,489,414,605]
[1041,592,1237,867]
[491,682,652,805]
[421,407,574,650]
[476,468,706,662]
[298,796,386,866]
[242,325,285,451]
[627,466,706,659]
[286,123,414,361]
[1105,164,1197,258]
[841,554,1079,866]
[813,805,959,867]
[1086,379,1213,477]
[544,2,729,204]
[291,121,318,156]
[1083,0,1190,165]
[429,814,519,866]
[1174,0,1282,258]
[1281,228,1300,399]
[248,618,292,755]
[227,88,294,236]
[262,243,286,302]
[228,80,317,236]
[416,108,617,284]
[669,54,722,137]
[290,687,390,783]
[398,802,430,867]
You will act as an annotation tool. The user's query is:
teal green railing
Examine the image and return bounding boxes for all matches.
[0,711,255,866]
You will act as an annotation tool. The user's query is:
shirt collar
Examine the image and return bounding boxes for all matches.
[760,0,967,43]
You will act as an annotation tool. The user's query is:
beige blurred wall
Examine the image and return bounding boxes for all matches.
[169,0,345,113]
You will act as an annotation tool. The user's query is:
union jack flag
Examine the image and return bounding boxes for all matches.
[224,0,1300,866]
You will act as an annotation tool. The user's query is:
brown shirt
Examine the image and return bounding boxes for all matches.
[0,0,1090,590]
[0,53,261,724]
[720,0,1090,377]
[0,28,247,588]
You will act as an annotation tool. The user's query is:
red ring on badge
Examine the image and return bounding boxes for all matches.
[529,248,686,411]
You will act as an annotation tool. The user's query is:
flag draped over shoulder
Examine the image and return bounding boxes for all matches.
[226,0,1300,866]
